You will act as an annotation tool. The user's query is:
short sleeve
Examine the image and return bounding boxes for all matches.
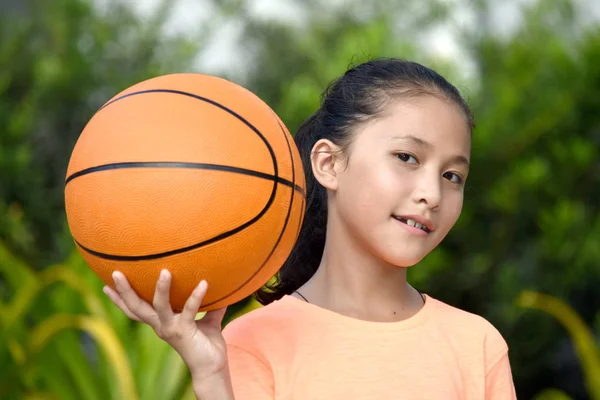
[226,343,274,399]
[481,319,517,399]
[485,353,517,400]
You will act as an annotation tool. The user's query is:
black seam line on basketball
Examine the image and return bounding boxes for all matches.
[64,161,306,197]
[202,114,297,307]
[98,87,279,182]
[97,88,299,217]
[75,164,279,261]
[276,116,304,243]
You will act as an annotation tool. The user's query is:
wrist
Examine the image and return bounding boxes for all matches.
[192,367,234,400]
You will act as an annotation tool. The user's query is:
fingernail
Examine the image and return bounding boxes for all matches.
[160,269,169,281]
[112,271,121,282]
[194,280,206,295]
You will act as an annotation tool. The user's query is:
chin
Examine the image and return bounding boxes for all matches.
[379,239,442,267]
[380,251,428,268]
[391,258,424,268]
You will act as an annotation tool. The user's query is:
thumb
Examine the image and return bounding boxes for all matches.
[199,306,228,326]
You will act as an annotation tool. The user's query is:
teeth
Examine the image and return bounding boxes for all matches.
[397,217,429,232]
[406,218,427,231]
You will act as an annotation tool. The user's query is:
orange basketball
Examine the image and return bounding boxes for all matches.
[64,73,305,312]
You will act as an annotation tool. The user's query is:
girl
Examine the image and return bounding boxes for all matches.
[104,58,517,399]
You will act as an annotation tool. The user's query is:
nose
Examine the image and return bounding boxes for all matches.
[412,169,442,210]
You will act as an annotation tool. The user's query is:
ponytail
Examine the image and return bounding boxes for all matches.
[255,111,328,305]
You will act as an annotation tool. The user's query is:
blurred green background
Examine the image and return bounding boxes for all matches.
[1,0,599,399]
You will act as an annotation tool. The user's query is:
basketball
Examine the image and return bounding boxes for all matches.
[64,73,306,312]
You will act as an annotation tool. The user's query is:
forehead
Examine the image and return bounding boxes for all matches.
[354,96,472,157]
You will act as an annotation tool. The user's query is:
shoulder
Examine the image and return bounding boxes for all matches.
[431,297,506,339]
[223,297,291,338]
[428,296,509,367]
[222,296,306,356]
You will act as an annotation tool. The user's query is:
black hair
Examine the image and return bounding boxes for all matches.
[255,58,474,305]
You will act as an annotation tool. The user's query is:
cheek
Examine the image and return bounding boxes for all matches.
[336,162,393,219]
[352,163,401,210]
[441,191,464,228]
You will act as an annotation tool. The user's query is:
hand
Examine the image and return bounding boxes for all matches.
[103,269,228,380]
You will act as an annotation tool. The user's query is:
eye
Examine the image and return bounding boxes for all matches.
[443,171,464,184]
[395,153,418,164]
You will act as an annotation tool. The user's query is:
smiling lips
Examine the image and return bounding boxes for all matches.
[392,216,434,234]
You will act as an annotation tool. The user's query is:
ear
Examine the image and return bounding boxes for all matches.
[311,139,343,191]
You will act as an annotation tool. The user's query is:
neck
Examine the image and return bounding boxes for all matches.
[297,222,424,322]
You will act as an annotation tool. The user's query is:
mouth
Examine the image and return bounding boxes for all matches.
[393,216,432,233]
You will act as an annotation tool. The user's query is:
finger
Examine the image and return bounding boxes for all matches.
[181,280,208,323]
[153,269,174,322]
[103,285,142,322]
[112,271,159,324]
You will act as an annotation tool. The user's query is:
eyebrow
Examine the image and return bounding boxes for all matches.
[391,135,430,147]
[391,135,470,168]
[452,155,470,168]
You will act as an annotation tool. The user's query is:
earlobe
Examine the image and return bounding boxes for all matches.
[311,139,341,191]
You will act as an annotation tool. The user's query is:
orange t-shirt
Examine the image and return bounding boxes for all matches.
[222,294,517,399]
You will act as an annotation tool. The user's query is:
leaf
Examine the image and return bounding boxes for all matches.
[134,323,175,400]
[1,262,109,335]
[28,314,138,400]
[532,388,574,400]
[518,291,600,399]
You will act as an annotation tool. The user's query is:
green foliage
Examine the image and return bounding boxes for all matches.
[520,291,600,399]
[1,242,168,399]
[1,0,599,398]
[533,388,574,400]
[0,241,255,399]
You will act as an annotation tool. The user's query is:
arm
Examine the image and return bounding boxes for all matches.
[192,368,235,400]
[485,353,517,400]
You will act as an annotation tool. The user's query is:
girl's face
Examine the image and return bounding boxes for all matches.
[331,95,471,267]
